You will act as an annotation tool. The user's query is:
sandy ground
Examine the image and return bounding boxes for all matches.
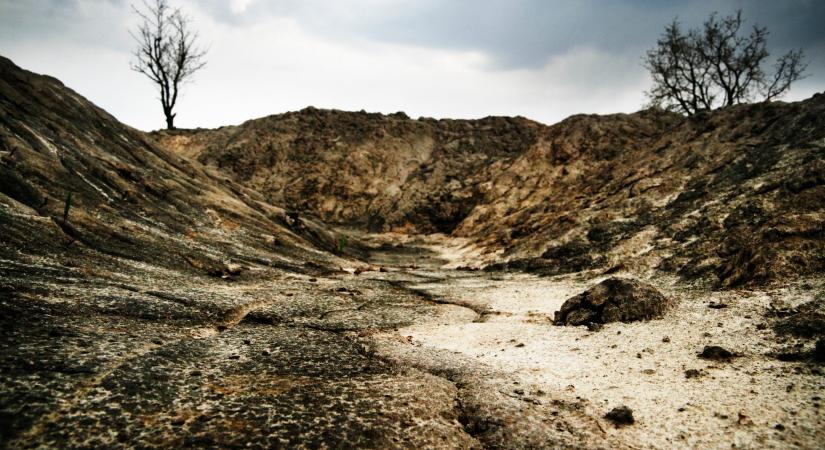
[360,234,825,449]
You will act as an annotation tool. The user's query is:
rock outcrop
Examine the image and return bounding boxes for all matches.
[553,278,671,326]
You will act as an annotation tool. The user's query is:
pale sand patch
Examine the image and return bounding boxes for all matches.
[396,272,825,449]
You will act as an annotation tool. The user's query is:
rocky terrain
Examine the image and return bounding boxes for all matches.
[154,110,542,234]
[2,54,824,449]
[155,96,825,288]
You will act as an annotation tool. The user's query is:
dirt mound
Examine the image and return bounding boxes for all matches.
[553,277,671,326]
[153,109,541,234]
[464,99,825,287]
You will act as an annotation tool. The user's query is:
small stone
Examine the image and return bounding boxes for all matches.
[605,406,634,426]
[515,343,525,348]
[225,263,243,276]
[699,345,734,361]
[774,423,785,431]
[243,339,251,345]
[685,369,703,379]
[662,336,671,343]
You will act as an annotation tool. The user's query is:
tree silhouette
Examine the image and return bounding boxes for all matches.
[644,10,806,115]
[130,0,207,129]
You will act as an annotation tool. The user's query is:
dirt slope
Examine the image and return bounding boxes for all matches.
[157,97,825,287]
[154,109,541,233]
[0,56,358,277]
[471,101,825,288]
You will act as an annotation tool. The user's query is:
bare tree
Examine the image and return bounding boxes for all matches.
[130,0,207,129]
[644,10,807,115]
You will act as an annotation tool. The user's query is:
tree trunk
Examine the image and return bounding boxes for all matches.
[164,112,175,130]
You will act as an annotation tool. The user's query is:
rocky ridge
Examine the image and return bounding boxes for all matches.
[156,96,825,287]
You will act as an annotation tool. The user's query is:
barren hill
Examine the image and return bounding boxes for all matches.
[0,56,494,448]
[156,98,825,287]
[0,56,350,277]
[154,110,542,234]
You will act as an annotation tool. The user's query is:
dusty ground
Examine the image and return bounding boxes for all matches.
[351,233,825,449]
[2,227,823,448]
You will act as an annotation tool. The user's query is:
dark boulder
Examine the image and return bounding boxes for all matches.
[604,406,634,426]
[699,345,735,362]
[554,277,671,326]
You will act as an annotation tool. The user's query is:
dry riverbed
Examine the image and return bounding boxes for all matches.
[2,232,823,449]
[361,233,825,449]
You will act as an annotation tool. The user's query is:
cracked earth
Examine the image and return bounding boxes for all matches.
[3,232,822,449]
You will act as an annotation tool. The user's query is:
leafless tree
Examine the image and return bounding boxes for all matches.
[644,10,807,115]
[130,0,207,129]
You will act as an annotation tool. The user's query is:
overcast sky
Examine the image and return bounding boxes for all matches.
[1,0,823,130]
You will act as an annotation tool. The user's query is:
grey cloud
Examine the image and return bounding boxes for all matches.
[5,0,823,76]
[0,0,821,131]
[0,0,132,50]
[190,0,825,72]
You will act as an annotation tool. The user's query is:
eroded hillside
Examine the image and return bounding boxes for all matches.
[154,110,542,233]
[0,56,354,277]
[156,98,825,287]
